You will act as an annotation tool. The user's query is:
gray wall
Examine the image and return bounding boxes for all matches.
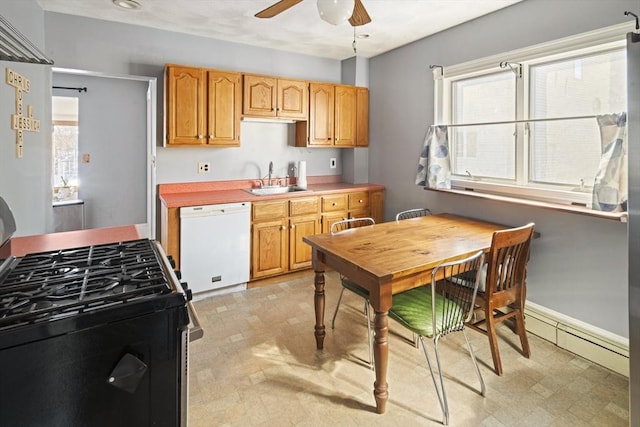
[0,1,51,236]
[43,12,345,185]
[368,0,635,336]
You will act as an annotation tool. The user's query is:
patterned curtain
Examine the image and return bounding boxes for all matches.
[592,113,627,212]
[415,125,451,188]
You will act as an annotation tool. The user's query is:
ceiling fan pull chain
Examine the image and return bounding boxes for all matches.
[352,27,357,55]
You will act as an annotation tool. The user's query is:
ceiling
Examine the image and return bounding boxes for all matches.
[36,0,522,60]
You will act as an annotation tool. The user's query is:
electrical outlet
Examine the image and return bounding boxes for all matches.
[198,161,210,174]
[330,158,337,169]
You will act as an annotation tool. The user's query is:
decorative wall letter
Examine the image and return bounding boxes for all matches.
[6,68,40,158]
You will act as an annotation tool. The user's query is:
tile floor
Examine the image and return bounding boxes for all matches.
[188,271,629,426]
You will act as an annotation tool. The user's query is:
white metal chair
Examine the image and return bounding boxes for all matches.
[396,207,433,347]
[389,250,486,425]
[395,208,432,221]
[330,217,375,369]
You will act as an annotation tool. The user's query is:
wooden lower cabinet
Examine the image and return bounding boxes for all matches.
[251,197,320,279]
[159,188,384,282]
[251,218,288,278]
[289,215,320,270]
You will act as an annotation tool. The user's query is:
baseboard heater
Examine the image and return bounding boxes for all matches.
[525,301,629,376]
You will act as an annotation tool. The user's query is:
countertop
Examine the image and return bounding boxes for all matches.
[2,225,141,258]
[159,177,385,209]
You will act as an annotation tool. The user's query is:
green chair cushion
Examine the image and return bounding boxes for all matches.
[389,286,462,338]
[341,278,370,300]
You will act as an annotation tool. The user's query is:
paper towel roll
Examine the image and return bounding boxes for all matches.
[297,160,307,189]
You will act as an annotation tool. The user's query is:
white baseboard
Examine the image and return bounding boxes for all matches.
[525,302,629,376]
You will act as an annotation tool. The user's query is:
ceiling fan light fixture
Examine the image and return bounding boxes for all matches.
[317,0,355,25]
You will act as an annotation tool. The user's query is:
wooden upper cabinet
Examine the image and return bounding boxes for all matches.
[296,83,363,148]
[166,65,206,145]
[308,82,335,146]
[334,85,356,147]
[165,65,241,146]
[243,75,308,120]
[243,74,276,117]
[278,79,308,119]
[208,70,242,146]
[356,87,369,147]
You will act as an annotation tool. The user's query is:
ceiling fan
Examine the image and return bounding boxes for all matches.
[255,0,371,27]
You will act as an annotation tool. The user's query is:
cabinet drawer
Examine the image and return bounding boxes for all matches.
[348,192,369,210]
[252,200,287,221]
[289,196,319,216]
[321,194,347,212]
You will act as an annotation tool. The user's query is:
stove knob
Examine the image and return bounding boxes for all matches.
[166,255,176,269]
[174,270,182,280]
[180,282,193,301]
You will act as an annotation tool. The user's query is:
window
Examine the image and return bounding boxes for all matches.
[437,25,629,206]
[52,96,79,202]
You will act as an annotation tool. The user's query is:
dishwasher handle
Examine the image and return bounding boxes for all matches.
[180,202,251,218]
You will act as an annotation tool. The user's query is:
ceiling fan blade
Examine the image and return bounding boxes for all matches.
[255,0,303,19]
[349,0,371,27]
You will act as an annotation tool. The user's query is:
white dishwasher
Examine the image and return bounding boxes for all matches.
[180,202,251,296]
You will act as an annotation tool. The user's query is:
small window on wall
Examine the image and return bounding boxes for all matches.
[52,96,79,202]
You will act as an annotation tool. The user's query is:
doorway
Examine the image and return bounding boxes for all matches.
[51,69,157,238]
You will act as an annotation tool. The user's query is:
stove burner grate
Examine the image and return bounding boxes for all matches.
[0,239,175,330]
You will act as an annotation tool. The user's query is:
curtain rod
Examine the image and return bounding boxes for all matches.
[433,114,599,128]
[53,86,87,93]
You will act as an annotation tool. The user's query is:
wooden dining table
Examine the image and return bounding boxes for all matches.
[302,213,507,414]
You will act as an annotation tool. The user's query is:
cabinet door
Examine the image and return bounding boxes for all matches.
[166,66,206,145]
[207,70,241,146]
[356,87,369,147]
[277,79,308,119]
[289,215,320,270]
[321,212,348,233]
[334,85,356,147]
[369,190,385,224]
[309,83,334,146]
[243,74,276,117]
[251,219,287,278]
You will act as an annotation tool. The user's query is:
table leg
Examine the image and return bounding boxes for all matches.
[373,310,389,414]
[313,269,326,350]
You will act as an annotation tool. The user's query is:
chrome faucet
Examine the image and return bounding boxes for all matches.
[268,161,274,186]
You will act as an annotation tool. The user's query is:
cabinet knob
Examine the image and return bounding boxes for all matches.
[281,225,286,230]
[336,138,339,141]
[332,202,337,206]
[208,135,214,139]
[327,138,331,141]
[359,199,363,203]
[197,134,203,139]
[290,224,295,229]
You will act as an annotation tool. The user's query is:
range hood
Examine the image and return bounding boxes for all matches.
[0,14,53,65]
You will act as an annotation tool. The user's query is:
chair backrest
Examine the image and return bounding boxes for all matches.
[484,223,535,299]
[432,250,485,335]
[395,208,432,221]
[330,217,375,235]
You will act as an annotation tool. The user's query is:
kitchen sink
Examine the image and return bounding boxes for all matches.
[244,186,312,196]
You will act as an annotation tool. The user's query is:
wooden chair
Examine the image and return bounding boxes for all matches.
[330,217,376,369]
[395,208,432,221]
[467,222,535,376]
[389,250,486,425]
[396,207,433,348]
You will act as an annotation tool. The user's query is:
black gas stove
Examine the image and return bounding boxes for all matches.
[0,197,195,427]
[0,239,183,341]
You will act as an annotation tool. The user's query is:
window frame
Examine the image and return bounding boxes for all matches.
[433,22,631,207]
